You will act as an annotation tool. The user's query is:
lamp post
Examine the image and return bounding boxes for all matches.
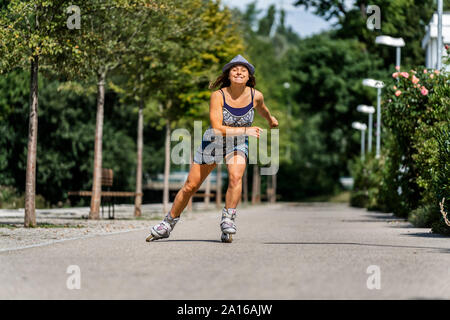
[437,0,443,70]
[352,122,367,160]
[362,79,385,158]
[357,105,375,153]
[375,35,406,68]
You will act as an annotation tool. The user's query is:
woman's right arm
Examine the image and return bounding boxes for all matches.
[209,91,262,138]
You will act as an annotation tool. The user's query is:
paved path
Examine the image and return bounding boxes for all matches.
[1,203,450,299]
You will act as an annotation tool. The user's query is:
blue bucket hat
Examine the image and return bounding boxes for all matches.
[222,54,255,75]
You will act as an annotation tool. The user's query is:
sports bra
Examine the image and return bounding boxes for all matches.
[218,87,255,128]
[219,87,255,116]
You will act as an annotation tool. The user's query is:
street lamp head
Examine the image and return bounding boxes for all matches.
[352,122,367,131]
[357,105,375,114]
[375,35,405,47]
[362,78,385,89]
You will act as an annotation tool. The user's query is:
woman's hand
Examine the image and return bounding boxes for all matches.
[269,116,278,128]
[245,126,263,138]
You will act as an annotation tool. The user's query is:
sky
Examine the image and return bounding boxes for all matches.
[222,0,356,38]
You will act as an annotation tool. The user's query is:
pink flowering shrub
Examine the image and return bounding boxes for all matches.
[384,66,446,134]
[381,65,450,226]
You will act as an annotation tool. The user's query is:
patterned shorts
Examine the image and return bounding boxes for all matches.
[193,128,249,165]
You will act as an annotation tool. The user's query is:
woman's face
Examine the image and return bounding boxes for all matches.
[228,64,249,85]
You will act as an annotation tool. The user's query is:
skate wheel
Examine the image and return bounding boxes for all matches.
[145,234,154,242]
[221,233,233,243]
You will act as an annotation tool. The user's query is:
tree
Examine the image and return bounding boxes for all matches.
[0,0,86,226]
[144,0,244,213]
[251,164,260,204]
[284,34,384,193]
[109,0,244,214]
[108,1,178,216]
[215,164,222,208]
[134,93,144,216]
[294,0,437,68]
[70,0,167,219]
[242,167,248,203]
[257,4,276,37]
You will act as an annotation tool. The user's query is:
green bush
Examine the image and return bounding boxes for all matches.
[431,221,450,236]
[350,190,368,208]
[430,126,450,234]
[349,154,392,212]
[381,65,449,220]
[0,185,48,209]
[409,204,439,228]
[377,133,416,217]
[0,185,20,209]
[351,64,449,235]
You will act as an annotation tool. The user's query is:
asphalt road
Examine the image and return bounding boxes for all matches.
[1,203,450,299]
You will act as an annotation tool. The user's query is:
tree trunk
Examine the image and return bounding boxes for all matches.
[251,165,260,204]
[24,55,39,228]
[266,172,277,203]
[163,119,171,214]
[266,173,272,203]
[257,167,261,203]
[204,173,211,207]
[134,98,144,217]
[271,173,277,203]
[243,167,248,204]
[359,3,367,19]
[89,71,106,219]
[215,164,222,208]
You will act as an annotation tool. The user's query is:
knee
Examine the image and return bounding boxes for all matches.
[182,180,199,195]
[228,175,242,189]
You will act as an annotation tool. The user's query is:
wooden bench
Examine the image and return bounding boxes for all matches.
[68,168,141,219]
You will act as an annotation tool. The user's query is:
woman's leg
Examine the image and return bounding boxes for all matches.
[225,152,247,209]
[169,163,216,218]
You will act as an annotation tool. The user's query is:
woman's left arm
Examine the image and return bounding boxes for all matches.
[254,90,278,128]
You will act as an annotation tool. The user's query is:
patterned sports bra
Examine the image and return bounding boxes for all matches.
[220,87,255,127]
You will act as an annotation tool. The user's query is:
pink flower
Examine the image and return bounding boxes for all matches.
[423,69,428,74]
[393,85,397,90]
[401,72,409,78]
[395,90,402,97]
[412,75,420,84]
[430,74,435,79]
[445,44,449,50]
[421,86,428,95]
[392,72,399,78]
[395,66,400,71]
[434,69,440,75]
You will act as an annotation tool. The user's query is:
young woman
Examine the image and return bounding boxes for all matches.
[146,55,278,243]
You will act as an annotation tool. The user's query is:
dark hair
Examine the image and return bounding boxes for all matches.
[209,66,256,90]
